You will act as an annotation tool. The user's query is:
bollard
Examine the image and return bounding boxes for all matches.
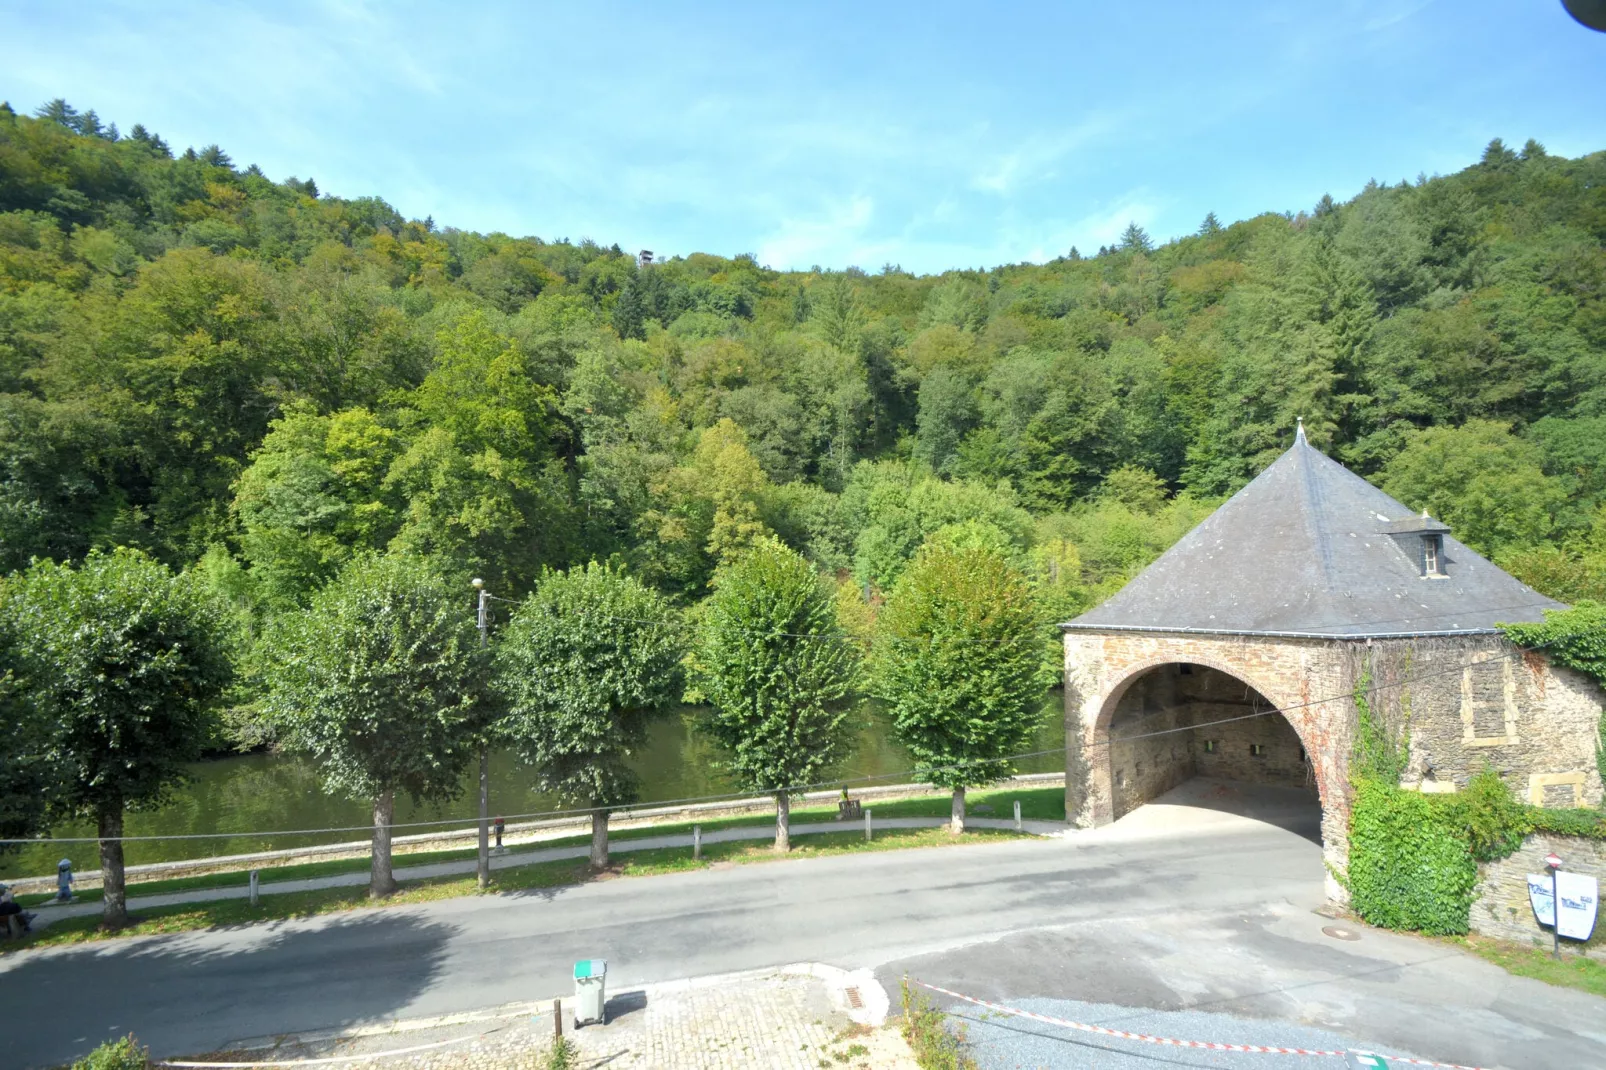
[693,824,702,860]
[1014,800,1022,831]
[865,808,872,842]
[249,869,260,906]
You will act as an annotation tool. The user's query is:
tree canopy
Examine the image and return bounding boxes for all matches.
[2,99,1604,752]
[870,542,1049,830]
[0,547,231,925]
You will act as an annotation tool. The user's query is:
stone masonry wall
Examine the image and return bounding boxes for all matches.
[1471,833,1605,959]
[1361,637,1604,809]
[1064,629,1605,904]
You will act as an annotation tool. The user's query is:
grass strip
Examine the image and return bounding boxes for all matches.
[1450,933,1606,999]
[5,826,1024,952]
[13,786,1064,907]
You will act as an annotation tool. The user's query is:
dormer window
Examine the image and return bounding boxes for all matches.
[1422,534,1444,577]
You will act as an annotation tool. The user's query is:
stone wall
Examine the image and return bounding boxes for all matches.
[1362,636,1605,810]
[1063,629,1605,904]
[1471,833,1606,959]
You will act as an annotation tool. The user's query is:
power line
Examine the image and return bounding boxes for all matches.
[4,624,1583,846]
[482,594,1566,647]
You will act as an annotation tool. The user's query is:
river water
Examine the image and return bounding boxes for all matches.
[0,695,1066,881]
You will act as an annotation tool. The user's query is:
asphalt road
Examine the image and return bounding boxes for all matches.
[5,781,1602,1070]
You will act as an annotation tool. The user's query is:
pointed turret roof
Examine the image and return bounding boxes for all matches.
[1064,426,1565,638]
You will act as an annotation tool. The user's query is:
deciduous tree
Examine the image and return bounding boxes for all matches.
[265,555,483,897]
[3,549,231,927]
[495,562,682,867]
[688,538,859,850]
[870,542,1048,833]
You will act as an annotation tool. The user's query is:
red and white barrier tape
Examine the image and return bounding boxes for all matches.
[909,980,1495,1070]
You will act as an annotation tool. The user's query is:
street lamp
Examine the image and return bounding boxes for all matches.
[472,577,490,890]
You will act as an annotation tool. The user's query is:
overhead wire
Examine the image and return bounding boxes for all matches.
[2,618,1585,846]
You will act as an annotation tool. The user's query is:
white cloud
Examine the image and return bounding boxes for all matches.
[756,196,876,270]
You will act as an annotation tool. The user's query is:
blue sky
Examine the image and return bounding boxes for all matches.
[3,1,1603,274]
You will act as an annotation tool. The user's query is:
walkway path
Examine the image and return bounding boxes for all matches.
[31,816,1066,926]
[196,964,913,1070]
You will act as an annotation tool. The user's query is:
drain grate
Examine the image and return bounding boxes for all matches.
[844,986,863,1009]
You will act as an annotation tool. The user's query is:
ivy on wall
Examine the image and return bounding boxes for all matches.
[1347,636,1606,935]
[1349,779,1479,934]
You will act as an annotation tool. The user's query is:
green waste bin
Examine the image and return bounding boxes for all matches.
[574,958,607,1026]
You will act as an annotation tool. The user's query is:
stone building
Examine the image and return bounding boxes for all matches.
[1060,424,1605,899]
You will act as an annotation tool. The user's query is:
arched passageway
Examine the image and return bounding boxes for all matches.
[1098,662,1320,833]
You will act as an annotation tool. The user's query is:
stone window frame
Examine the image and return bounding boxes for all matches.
[1527,771,1586,808]
[1460,652,1519,747]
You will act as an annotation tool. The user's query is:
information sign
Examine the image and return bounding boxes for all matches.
[1528,873,1556,927]
[1555,872,1599,941]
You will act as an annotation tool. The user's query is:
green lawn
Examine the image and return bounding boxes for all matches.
[5,825,1025,951]
[14,785,1064,907]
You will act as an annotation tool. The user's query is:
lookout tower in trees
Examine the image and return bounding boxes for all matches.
[1060,423,1604,900]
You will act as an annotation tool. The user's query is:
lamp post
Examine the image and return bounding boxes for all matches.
[1546,851,1564,960]
[473,578,491,891]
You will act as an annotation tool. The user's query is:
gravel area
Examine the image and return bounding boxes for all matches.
[949,998,1443,1070]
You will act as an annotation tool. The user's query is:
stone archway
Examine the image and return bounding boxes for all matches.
[1093,661,1320,828]
[1063,632,1353,901]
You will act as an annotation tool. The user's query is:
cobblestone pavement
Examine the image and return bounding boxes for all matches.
[180,967,918,1070]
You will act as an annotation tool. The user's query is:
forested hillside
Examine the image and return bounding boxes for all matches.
[3,98,1605,735]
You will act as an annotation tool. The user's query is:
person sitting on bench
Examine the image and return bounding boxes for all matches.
[0,886,30,936]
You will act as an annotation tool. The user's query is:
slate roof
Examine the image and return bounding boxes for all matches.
[1063,425,1566,639]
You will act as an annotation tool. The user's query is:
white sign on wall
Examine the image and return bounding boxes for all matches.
[1556,872,1599,941]
[1528,874,1555,926]
[1527,872,1598,941]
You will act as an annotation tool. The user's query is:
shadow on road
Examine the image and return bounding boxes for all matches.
[1112,778,1324,845]
[2,910,457,1070]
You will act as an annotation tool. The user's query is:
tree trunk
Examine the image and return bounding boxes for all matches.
[370,791,397,898]
[476,745,490,890]
[98,804,128,930]
[775,792,791,852]
[950,786,966,835]
[589,809,610,868]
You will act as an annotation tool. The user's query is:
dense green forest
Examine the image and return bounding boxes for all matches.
[3,99,1605,747]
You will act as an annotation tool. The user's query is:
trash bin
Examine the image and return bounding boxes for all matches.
[574,958,607,1026]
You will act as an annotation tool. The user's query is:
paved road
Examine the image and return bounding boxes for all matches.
[4,781,1601,1070]
[29,815,1065,924]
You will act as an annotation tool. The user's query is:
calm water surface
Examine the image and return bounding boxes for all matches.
[1,696,1065,880]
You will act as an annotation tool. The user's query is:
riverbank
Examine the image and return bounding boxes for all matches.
[6,774,1066,897]
[2,697,1069,877]
[8,813,1067,951]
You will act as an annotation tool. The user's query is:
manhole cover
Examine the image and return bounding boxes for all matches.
[1323,925,1361,941]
